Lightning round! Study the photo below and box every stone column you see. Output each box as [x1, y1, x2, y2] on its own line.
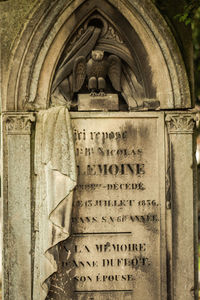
[165, 113, 198, 300]
[2, 113, 35, 300]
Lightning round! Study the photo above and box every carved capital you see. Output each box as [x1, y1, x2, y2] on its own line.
[3, 113, 35, 135]
[165, 114, 196, 134]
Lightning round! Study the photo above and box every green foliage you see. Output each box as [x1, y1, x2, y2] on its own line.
[176, 1, 200, 99]
[152, 0, 200, 99]
[175, 0, 200, 25]
[192, 6, 200, 99]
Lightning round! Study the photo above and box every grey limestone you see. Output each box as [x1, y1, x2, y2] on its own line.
[0, 0, 198, 299]
[78, 94, 119, 111]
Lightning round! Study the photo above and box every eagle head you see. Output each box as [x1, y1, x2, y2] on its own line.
[92, 50, 104, 61]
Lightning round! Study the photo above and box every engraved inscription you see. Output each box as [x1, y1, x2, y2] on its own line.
[71, 119, 160, 234]
[47, 116, 165, 300]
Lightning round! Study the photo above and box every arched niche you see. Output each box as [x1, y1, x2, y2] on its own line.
[4, 0, 191, 112]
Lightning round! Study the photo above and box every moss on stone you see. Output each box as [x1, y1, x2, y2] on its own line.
[0, 0, 38, 65]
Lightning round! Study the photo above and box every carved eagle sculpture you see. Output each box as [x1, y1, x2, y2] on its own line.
[73, 50, 121, 95]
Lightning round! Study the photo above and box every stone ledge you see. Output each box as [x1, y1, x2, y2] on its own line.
[78, 94, 119, 111]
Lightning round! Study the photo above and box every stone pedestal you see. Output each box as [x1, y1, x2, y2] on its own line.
[78, 94, 119, 111]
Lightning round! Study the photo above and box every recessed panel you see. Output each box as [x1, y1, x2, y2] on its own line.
[47, 113, 166, 300]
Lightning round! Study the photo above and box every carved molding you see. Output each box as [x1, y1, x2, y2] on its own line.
[50, 13, 161, 111]
[165, 114, 196, 134]
[3, 114, 35, 135]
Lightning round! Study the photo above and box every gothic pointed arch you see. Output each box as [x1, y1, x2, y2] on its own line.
[4, 0, 191, 112]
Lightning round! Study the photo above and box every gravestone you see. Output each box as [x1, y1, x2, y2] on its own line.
[1, 0, 198, 300]
[47, 112, 166, 299]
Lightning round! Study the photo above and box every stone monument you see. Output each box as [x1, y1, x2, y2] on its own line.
[1, 0, 198, 299]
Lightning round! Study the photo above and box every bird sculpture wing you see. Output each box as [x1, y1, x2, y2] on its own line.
[73, 56, 86, 92]
[107, 55, 121, 92]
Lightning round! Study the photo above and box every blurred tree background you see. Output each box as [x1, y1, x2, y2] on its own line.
[175, 0, 200, 101]
[152, 0, 200, 102]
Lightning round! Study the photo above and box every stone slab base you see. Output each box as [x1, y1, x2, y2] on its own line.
[78, 94, 119, 111]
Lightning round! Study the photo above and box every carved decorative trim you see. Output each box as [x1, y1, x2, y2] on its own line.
[3, 114, 35, 135]
[165, 114, 196, 134]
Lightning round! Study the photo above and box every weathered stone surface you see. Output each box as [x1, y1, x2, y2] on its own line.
[1, 0, 192, 111]
[78, 94, 119, 111]
[1, 0, 198, 299]
[46, 112, 167, 299]
[2, 113, 35, 300]
[165, 113, 198, 300]
[0, 0, 37, 66]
